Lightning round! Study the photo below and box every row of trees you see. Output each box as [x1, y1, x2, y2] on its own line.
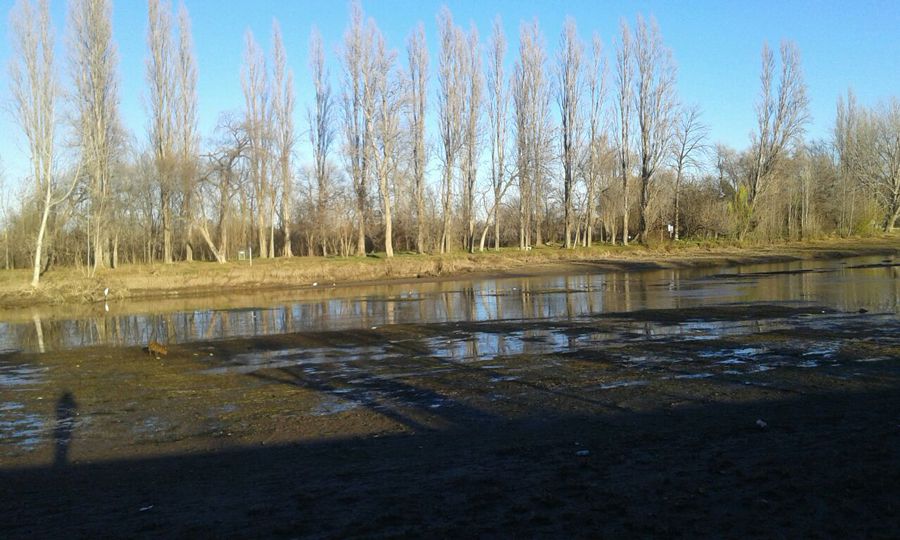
[3, 1, 898, 286]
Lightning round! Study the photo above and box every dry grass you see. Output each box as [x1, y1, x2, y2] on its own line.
[0, 233, 896, 308]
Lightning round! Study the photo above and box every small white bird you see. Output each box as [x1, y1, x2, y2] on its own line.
[312, 282, 318, 287]
[103, 287, 109, 297]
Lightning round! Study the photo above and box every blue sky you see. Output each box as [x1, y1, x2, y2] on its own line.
[1, 0, 898, 188]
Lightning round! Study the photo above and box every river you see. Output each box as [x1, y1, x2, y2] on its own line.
[1, 254, 897, 354]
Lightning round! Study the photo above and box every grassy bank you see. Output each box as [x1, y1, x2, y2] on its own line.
[0, 233, 897, 308]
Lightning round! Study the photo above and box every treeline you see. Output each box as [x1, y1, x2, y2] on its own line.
[2, 0, 898, 286]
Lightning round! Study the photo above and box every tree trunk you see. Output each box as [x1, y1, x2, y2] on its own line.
[674, 172, 681, 241]
[356, 205, 366, 256]
[416, 191, 425, 254]
[256, 212, 268, 259]
[31, 188, 53, 287]
[162, 189, 173, 263]
[112, 233, 119, 268]
[885, 201, 900, 231]
[268, 213, 275, 258]
[198, 224, 226, 263]
[440, 168, 452, 254]
[622, 177, 630, 245]
[283, 196, 293, 258]
[383, 189, 393, 258]
[564, 171, 573, 249]
[638, 170, 650, 244]
[92, 228, 104, 273]
[586, 182, 596, 247]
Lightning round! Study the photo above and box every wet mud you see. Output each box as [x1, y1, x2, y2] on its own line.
[2, 300, 899, 537]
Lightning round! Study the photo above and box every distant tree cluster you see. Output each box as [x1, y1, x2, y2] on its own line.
[2, 1, 897, 285]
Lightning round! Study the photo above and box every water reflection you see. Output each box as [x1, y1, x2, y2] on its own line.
[0, 255, 897, 353]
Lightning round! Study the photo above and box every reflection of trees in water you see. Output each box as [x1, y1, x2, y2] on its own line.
[5, 261, 898, 353]
[464, 288, 476, 322]
[33, 314, 45, 353]
[745, 263, 899, 312]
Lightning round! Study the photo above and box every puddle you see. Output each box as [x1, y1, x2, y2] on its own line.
[489, 375, 520, 383]
[748, 365, 774, 373]
[202, 347, 403, 375]
[0, 363, 48, 386]
[0, 402, 47, 451]
[598, 380, 650, 390]
[801, 345, 839, 357]
[733, 348, 767, 357]
[672, 373, 715, 380]
[312, 397, 360, 416]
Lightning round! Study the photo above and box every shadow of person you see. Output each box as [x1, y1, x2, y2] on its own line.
[53, 392, 78, 468]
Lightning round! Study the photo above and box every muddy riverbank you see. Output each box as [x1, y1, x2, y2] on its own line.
[2, 302, 899, 537]
[0, 234, 897, 309]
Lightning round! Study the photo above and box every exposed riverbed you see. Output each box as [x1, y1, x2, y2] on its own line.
[1, 253, 898, 537]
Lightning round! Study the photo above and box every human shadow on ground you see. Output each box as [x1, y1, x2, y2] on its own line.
[2, 386, 899, 539]
[53, 391, 77, 468]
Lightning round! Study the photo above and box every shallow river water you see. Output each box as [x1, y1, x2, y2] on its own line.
[1, 254, 897, 354]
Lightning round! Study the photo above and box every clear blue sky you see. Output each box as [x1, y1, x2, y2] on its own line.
[1, 0, 898, 188]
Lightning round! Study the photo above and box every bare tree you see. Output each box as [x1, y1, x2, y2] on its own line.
[871, 100, 900, 230]
[175, 3, 198, 261]
[529, 23, 552, 247]
[271, 21, 295, 257]
[615, 20, 633, 245]
[584, 32, 608, 246]
[146, 0, 176, 263]
[633, 15, 677, 243]
[436, 7, 466, 254]
[512, 21, 551, 250]
[241, 30, 272, 258]
[837, 95, 900, 231]
[340, 2, 374, 256]
[483, 16, 509, 252]
[834, 90, 859, 237]
[512, 53, 529, 249]
[308, 27, 334, 256]
[10, 0, 78, 286]
[461, 25, 483, 253]
[69, 0, 120, 271]
[748, 41, 810, 210]
[367, 24, 401, 257]
[557, 17, 584, 249]
[670, 104, 707, 240]
[0, 174, 9, 270]
[406, 23, 428, 254]
[197, 114, 248, 263]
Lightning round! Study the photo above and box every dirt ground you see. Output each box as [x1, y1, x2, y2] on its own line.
[1, 303, 899, 538]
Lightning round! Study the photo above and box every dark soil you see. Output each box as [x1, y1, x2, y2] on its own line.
[1, 304, 899, 538]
